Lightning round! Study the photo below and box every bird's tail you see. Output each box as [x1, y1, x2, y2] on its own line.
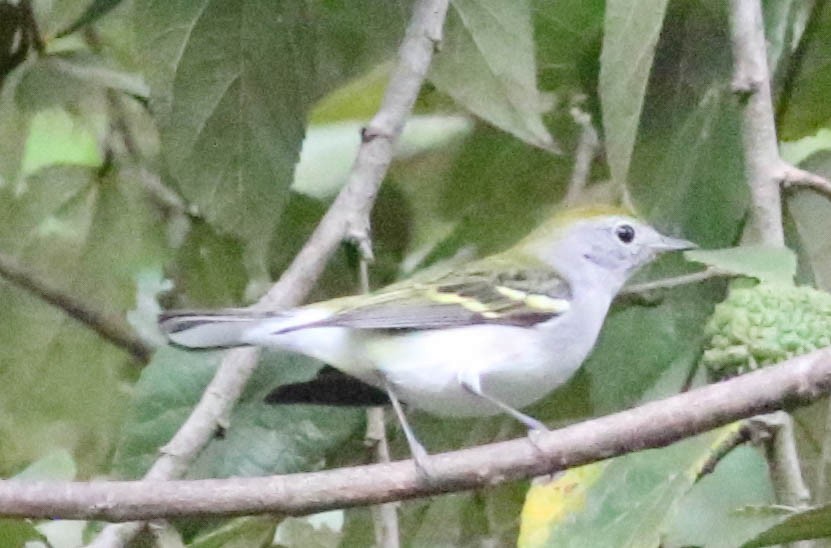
[159, 309, 286, 349]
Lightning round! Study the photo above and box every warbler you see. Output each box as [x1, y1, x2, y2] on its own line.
[160, 206, 695, 475]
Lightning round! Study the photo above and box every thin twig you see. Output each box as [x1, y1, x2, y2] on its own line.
[0, 250, 152, 363]
[564, 105, 599, 206]
[87, 1, 450, 545]
[781, 162, 831, 199]
[621, 267, 729, 295]
[359, 252, 401, 548]
[366, 407, 400, 548]
[816, 397, 831, 503]
[697, 421, 753, 479]
[1, 347, 831, 521]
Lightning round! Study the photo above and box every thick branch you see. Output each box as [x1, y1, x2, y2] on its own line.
[729, 0, 785, 246]
[0, 250, 152, 363]
[88, 1, 450, 545]
[729, 0, 813, 512]
[3, 348, 831, 521]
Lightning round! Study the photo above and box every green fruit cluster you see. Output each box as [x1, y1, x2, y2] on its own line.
[702, 284, 831, 379]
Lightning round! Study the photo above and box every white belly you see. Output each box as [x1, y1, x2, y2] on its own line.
[361, 315, 601, 417]
[247, 292, 610, 418]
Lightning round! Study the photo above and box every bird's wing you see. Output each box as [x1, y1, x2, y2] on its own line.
[295, 258, 573, 331]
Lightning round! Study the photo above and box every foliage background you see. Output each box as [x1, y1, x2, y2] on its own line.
[1, 0, 830, 546]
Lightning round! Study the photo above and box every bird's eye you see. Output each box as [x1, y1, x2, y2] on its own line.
[615, 224, 636, 244]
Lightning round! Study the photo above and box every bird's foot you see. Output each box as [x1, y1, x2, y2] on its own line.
[411, 444, 440, 484]
[527, 425, 550, 454]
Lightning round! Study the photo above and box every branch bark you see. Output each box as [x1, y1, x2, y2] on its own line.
[729, 0, 814, 519]
[781, 163, 831, 199]
[729, 0, 785, 247]
[360, 253, 400, 548]
[621, 267, 730, 295]
[3, 347, 831, 521]
[564, 105, 599, 206]
[87, 0, 450, 545]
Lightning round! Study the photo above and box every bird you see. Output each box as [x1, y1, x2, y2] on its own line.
[159, 206, 696, 476]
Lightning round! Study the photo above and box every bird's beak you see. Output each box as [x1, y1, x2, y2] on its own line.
[655, 235, 698, 252]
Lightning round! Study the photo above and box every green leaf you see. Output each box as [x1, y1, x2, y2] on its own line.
[273, 511, 344, 548]
[662, 446, 776, 548]
[778, 1, 831, 140]
[430, 0, 557, 151]
[46, 55, 149, 98]
[0, 166, 168, 475]
[35, 0, 99, 37]
[16, 53, 102, 113]
[293, 115, 473, 200]
[418, 125, 573, 266]
[629, 1, 747, 249]
[685, 246, 798, 285]
[0, 520, 44, 547]
[133, 1, 409, 267]
[533, 0, 604, 93]
[763, 0, 813, 77]
[0, 66, 30, 183]
[113, 347, 364, 479]
[599, 0, 670, 184]
[14, 449, 76, 481]
[170, 220, 248, 308]
[742, 504, 831, 547]
[21, 108, 103, 176]
[190, 516, 277, 548]
[630, 87, 747, 248]
[57, 0, 126, 37]
[781, 129, 831, 166]
[786, 150, 831, 290]
[518, 426, 741, 548]
[134, 0, 317, 259]
[309, 64, 390, 124]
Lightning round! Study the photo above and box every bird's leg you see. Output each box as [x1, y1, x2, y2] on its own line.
[458, 372, 549, 450]
[381, 376, 437, 481]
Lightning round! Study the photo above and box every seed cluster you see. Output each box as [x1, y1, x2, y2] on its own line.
[702, 284, 831, 379]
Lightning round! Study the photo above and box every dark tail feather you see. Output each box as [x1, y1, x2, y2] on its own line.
[158, 308, 278, 349]
[265, 366, 389, 407]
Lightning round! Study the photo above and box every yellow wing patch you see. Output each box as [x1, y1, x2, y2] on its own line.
[496, 286, 528, 301]
[524, 294, 570, 313]
[425, 287, 500, 318]
[496, 286, 571, 314]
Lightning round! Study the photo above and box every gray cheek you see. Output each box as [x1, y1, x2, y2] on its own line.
[583, 245, 626, 270]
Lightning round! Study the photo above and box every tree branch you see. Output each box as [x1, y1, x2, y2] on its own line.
[729, 0, 813, 513]
[87, 1, 450, 545]
[621, 267, 730, 295]
[0, 250, 152, 363]
[781, 162, 831, 199]
[3, 348, 831, 521]
[564, 105, 599, 206]
[359, 253, 400, 548]
[752, 411, 812, 507]
[729, 0, 786, 246]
